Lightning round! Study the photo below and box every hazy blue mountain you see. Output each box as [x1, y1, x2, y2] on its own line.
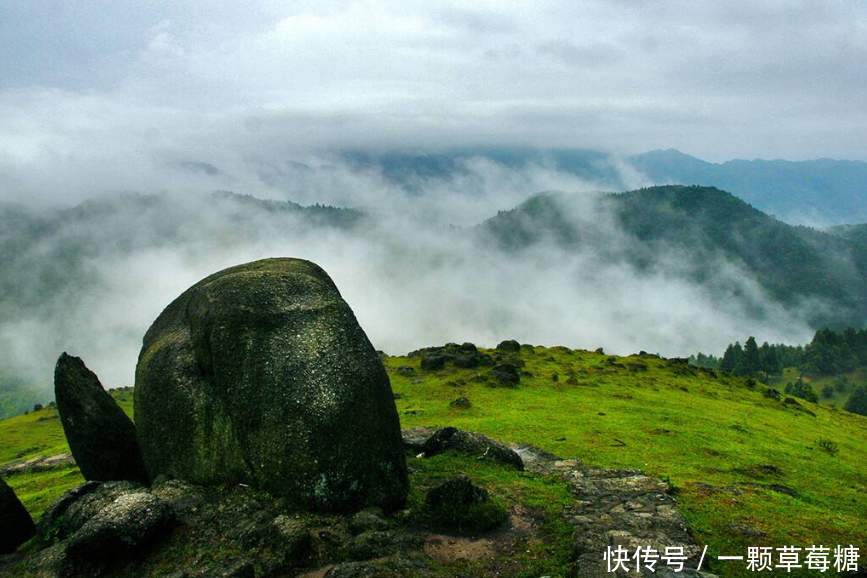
[339, 147, 867, 225]
[630, 149, 867, 225]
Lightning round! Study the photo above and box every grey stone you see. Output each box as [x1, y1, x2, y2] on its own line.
[54, 353, 148, 484]
[134, 258, 408, 512]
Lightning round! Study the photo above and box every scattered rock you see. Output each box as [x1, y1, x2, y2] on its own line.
[0, 476, 35, 554]
[764, 388, 781, 400]
[495, 339, 521, 353]
[349, 508, 389, 535]
[324, 555, 433, 578]
[54, 352, 148, 484]
[0, 452, 75, 475]
[64, 492, 176, 567]
[400, 427, 439, 453]
[135, 258, 408, 512]
[448, 396, 471, 409]
[489, 362, 520, 386]
[195, 561, 256, 578]
[270, 515, 314, 567]
[420, 427, 523, 470]
[420, 353, 445, 371]
[411, 343, 492, 370]
[728, 523, 767, 539]
[39, 481, 145, 541]
[395, 366, 416, 377]
[347, 530, 421, 560]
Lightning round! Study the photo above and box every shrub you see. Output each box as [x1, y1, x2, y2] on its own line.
[423, 476, 509, 532]
[815, 438, 839, 457]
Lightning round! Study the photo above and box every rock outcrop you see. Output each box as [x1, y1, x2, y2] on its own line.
[54, 353, 148, 484]
[134, 258, 408, 512]
[514, 445, 717, 578]
[419, 426, 524, 470]
[64, 492, 175, 565]
[0, 476, 35, 554]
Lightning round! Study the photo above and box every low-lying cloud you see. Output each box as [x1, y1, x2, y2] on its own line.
[0, 161, 813, 393]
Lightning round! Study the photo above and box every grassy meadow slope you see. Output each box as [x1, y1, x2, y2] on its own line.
[1, 348, 865, 577]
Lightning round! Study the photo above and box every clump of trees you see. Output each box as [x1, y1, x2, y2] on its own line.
[691, 337, 783, 379]
[784, 378, 818, 403]
[690, 328, 867, 416]
[692, 327, 867, 377]
[844, 386, 867, 417]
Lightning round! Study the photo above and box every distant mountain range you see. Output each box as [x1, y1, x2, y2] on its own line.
[342, 148, 867, 226]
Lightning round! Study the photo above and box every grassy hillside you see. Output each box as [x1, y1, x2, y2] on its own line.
[1, 349, 865, 577]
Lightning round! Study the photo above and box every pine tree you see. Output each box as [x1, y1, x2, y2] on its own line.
[738, 337, 761, 377]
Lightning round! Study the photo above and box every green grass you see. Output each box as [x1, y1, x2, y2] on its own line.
[1, 352, 865, 577]
[0, 390, 133, 519]
[406, 452, 575, 577]
[386, 347, 867, 577]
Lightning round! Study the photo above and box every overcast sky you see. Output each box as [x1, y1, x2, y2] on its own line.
[1, 0, 866, 204]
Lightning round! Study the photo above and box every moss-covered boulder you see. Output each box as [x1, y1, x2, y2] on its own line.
[54, 353, 148, 484]
[134, 258, 408, 512]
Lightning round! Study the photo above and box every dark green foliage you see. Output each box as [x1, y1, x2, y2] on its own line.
[843, 386, 867, 417]
[821, 384, 834, 399]
[739, 337, 761, 377]
[715, 338, 783, 379]
[784, 379, 818, 403]
[689, 352, 721, 369]
[705, 327, 867, 385]
[423, 475, 508, 532]
[814, 438, 840, 457]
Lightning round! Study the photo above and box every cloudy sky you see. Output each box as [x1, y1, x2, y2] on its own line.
[1, 0, 866, 205]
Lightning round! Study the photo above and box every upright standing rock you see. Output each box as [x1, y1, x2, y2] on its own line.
[54, 353, 148, 484]
[0, 476, 35, 553]
[135, 258, 409, 512]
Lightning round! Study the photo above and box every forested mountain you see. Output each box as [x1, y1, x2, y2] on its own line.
[480, 185, 867, 328]
[826, 223, 867, 246]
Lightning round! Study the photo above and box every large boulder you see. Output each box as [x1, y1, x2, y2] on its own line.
[54, 353, 148, 484]
[0, 476, 35, 553]
[134, 258, 408, 512]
